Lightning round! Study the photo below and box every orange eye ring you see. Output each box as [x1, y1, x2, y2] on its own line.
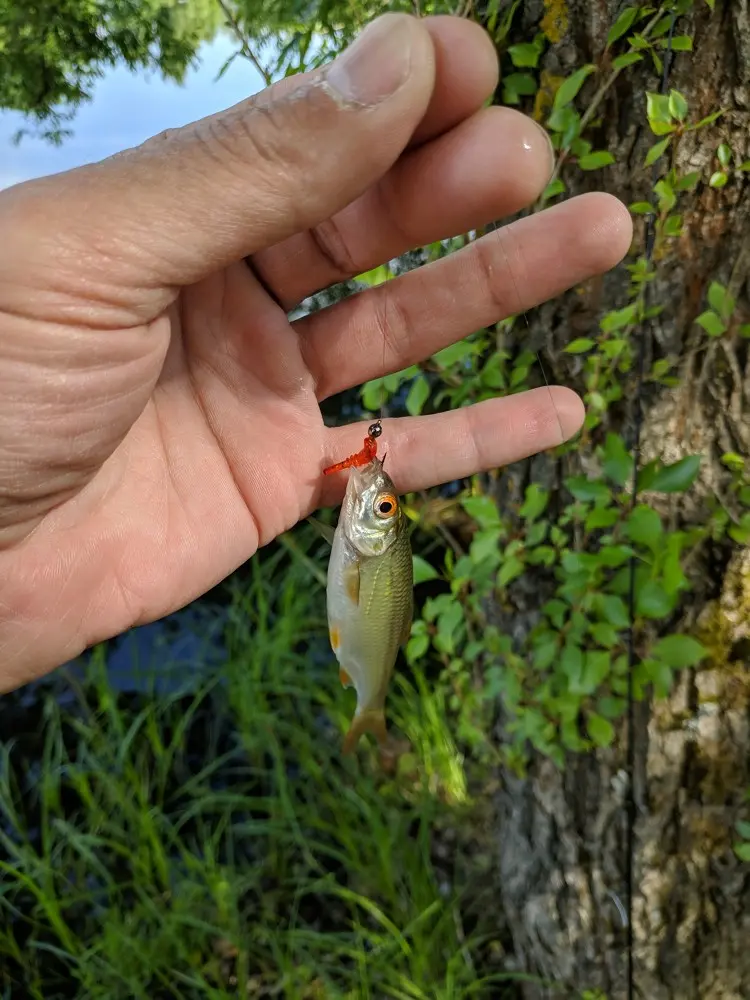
[374, 493, 397, 519]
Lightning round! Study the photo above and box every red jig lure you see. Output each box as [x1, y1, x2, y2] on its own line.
[323, 421, 383, 476]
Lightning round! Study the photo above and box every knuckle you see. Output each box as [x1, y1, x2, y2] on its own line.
[475, 228, 519, 317]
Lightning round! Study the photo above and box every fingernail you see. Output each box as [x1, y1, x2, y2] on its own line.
[531, 118, 556, 174]
[326, 14, 413, 107]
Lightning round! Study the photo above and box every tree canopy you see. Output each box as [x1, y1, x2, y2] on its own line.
[0, 0, 223, 141]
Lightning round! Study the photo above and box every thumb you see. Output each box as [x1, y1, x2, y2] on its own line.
[4, 14, 436, 314]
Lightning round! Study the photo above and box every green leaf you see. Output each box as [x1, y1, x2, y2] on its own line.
[471, 528, 502, 564]
[607, 6, 638, 46]
[462, 495, 500, 529]
[406, 631, 429, 662]
[648, 455, 701, 493]
[498, 554, 525, 587]
[668, 89, 688, 121]
[597, 696, 626, 719]
[651, 634, 708, 667]
[735, 842, 750, 862]
[587, 712, 615, 747]
[663, 214, 683, 238]
[669, 35, 693, 51]
[565, 337, 596, 353]
[433, 339, 481, 369]
[560, 642, 583, 685]
[602, 433, 633, 485]
[736, 820, 750, 840]
[654, 179, 676, 212]
[405, 374, 430, 416]
[526, 520, 548, 546]
[586, 509, 619, 533]
[645, 136, 671, 166]
[565, 476, 611, 502]
[693, 109, 725, 129]
[543, 177, 566, 199]
[553, 65, 596, 110]
[533, 635, 558, 669]
[717, 143, 732, 167]
[709, 171, 728, 188]
[590, 623, 620, 648]
[674, 171, 701, 191]
[598, 545, 634, 568]
[503, 72, 538, 103]
[695, 310, 726, 337]
[630, 201, 655, 214]
[544, 599, 568, 629]
[646, 92, 672, 129]
[412, 555, 439, 584]
[597, 594, 630, 628]
[356, 264, 390, 286]
[612, 51, 643, 70]
[601, 304, 638, 332]
[625, 504, 663, 550]
[636, 580, 674, 619]
[520, 483, 549, 522]
[508, 41, 543, 68]
[707, 281, 735, 318]
[578, 151, 616, 170]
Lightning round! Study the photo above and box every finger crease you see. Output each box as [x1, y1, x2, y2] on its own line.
[308, 217, 359, 279]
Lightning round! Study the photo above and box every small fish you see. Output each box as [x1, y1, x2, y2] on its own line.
[325, 455, 413, 755]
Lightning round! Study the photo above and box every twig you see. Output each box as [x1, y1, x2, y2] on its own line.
[214, 0, 273, 88]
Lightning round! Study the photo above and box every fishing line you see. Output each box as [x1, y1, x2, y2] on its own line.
[625, 13, 677, 1000]
[491, 223, 567, 445]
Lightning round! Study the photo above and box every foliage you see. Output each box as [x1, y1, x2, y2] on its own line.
[0, 536, 539, 998]
[0, 0, 223, 142]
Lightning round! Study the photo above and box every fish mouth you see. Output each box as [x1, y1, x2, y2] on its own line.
[350, 457, 383, 490]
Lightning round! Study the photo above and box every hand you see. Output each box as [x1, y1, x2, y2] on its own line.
[0, 13, 631, 691]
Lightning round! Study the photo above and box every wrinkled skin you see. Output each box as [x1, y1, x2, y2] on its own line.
[0, 13, 632, 691]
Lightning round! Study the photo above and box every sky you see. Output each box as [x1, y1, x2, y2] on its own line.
[0, 36, 265, 190]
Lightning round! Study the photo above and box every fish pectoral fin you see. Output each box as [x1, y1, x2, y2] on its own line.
[343, 561, 360, 605]
[306, 516, 335, 546]
[342, 709, 387, 755]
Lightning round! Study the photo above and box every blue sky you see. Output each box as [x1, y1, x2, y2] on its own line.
[0, 36, 264, 190]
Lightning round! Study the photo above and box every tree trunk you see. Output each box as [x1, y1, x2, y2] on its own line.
[481, 2, 750, 997]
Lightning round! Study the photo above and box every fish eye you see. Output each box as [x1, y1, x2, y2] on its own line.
[374, 493, 397, 519]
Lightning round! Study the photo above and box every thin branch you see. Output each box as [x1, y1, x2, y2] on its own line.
[214, 0, 273, 88]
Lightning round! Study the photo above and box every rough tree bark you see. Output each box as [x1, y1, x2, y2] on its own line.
[479, 2, 750, 997]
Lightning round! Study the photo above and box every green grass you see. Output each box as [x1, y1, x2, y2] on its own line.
[0, 528, 542, 1000]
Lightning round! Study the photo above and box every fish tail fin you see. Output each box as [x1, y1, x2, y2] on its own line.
[342, 709, 388, 755]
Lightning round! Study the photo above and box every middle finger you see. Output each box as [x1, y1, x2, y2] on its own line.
[250, 105, 554, 310]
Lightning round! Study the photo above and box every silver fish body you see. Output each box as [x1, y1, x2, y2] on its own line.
[326, 457, 413, 753]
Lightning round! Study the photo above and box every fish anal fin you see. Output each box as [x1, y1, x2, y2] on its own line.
[339, 667, 353, 688]
[342, 709, 387, 755]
